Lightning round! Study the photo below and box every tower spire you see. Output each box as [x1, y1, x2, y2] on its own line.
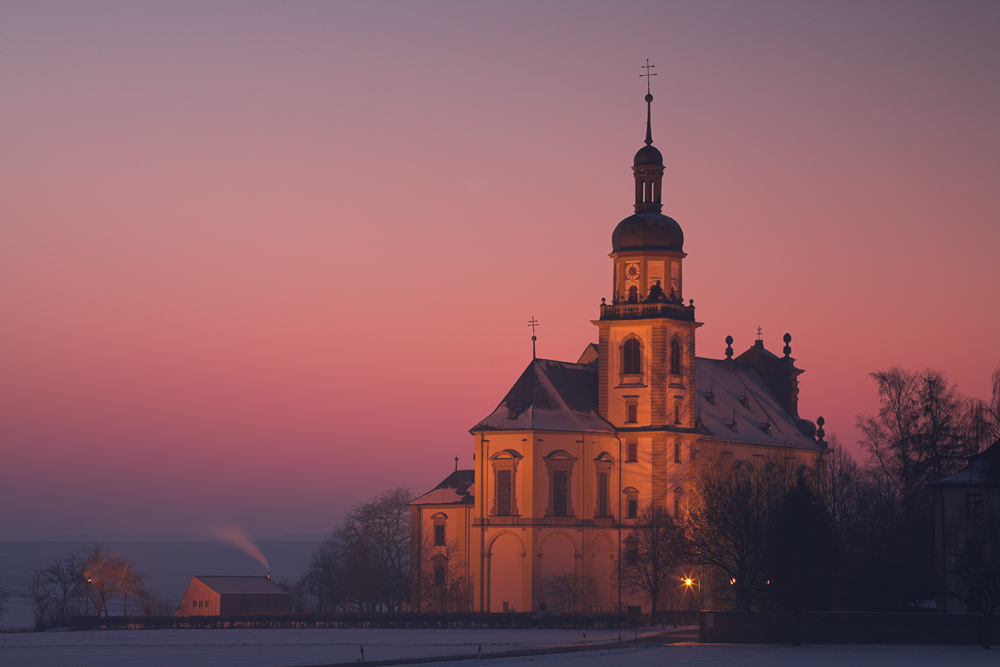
[640, 59, 656, 146]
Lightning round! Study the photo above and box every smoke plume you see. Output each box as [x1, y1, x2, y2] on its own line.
[209, 524, 270, 572]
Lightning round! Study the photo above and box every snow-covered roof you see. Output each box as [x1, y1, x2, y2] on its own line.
[471, 359, 615, 434]
[932, 439, 1000, 487]
[194, 576, 288, 596]
[411, 469, 475, 506]
[695, 357, 819, 450]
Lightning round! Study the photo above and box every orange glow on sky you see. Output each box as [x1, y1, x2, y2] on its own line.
[1, 2, 997, 539]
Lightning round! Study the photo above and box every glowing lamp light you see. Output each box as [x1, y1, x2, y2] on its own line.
[684, 578, 693, 587]
[730, 578, 736, 585]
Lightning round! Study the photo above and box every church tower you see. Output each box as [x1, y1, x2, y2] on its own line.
[594, 92, 702, 506]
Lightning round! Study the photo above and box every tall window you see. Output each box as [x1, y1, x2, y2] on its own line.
[597, 472, 609, 518]
[496, 469, 513, 515]
[670, 339, 681, 374]
[552, 470, 569, 516]
[674, 488, 683, 518]
[434, 523, 445, 546]
[673, 441, 681, 463]
[434, 565, 446, 586]
[626, 441, 638, 462]
[623, 339, 641, 374]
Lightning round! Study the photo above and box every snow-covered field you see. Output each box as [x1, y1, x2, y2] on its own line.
[0, 627, 657, 667]
[0, 627, 994, 667]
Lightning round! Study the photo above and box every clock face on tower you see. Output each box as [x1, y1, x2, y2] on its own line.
[625, 262, 640, 281]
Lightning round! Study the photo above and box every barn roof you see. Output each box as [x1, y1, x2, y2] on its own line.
[193, 576, 289, 595]
[471, 359, 615, 434]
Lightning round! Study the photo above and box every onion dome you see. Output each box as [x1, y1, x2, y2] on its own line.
[612, 92, 684, 253]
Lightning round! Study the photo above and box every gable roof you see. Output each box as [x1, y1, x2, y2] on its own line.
[411, 469, 475, 506]
[194, 576, 289, 596]
[471, 359, 615, 434]
[695, 357, 819, 450]
[932, 439, 1000, 487]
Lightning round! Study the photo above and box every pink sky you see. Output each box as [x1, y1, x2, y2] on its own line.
[1, 2, 998, 540]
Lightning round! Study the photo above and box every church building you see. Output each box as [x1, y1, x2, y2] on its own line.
[410, 91, 827, 615]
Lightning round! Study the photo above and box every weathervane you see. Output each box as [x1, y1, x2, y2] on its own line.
[528, 317, 539, 360]
[640, 59, 657, 95]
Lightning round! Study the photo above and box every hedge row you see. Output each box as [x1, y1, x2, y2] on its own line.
[69, 610, 693, 630]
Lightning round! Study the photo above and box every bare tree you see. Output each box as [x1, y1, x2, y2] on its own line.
[116, 561, 144, 617]
[44, 553, 86, 626]
[82, 543, 145, 617]
[0, 579, 9, 623]
[542, 574, 599, 614]
[325, 487, 415, 612]
[303, 537, 346, 612]
[418, 538, 474, 613]
[277, 577, 311, 613]
[970, 364, 1000, 444]
[615, 503, 687, 620]
[25, 553, 87, 628]
[858, 368, 982, 510]
[688, 457, 792, 611]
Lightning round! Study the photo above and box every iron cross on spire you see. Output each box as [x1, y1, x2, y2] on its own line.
[640, 59, 657, 95]
[756, 326, 763, 341]
[528, 317, 539, 360]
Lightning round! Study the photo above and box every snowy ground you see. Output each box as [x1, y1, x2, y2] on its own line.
[0, 627, 660, 667]
[0, 627, 994, 667]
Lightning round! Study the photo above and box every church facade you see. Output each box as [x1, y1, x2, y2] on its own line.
[410, 93, 827, 614]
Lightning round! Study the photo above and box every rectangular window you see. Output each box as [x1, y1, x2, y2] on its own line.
[627, 498, 637, 519]
[627, 441, 637, 462]
[626, 547, 638, 566]
[674, 441, 681, 463]
[753, 454, 764, 473]
[597, 472, 609, 517]
[552, 470, 569, 516]
[967, 493, 983, 519]
[434, 523, 446, 546]
[674, 494, 681, 518]
[626, 403, 638, 423]
[497, 469, 512, 515]
[434, 565, 446, 586]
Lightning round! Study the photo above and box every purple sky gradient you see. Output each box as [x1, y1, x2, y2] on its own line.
[1, 1, 998, 539]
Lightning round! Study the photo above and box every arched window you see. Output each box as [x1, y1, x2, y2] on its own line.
[432, 513, 447, 546]
[670, 338, 681, 374]
[623, 338, 641, 374]
[491, 450, 522, 517]
[673, 487, 684, 518]
[628, 285, 638, 303]
[544, 450, 576, 518]
[623, 487, 639, 519]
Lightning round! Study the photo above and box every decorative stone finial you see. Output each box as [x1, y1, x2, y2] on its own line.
[783, 333, 792, 358]
[725, 335, 734, 360]
[816, 416, 827, 447]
